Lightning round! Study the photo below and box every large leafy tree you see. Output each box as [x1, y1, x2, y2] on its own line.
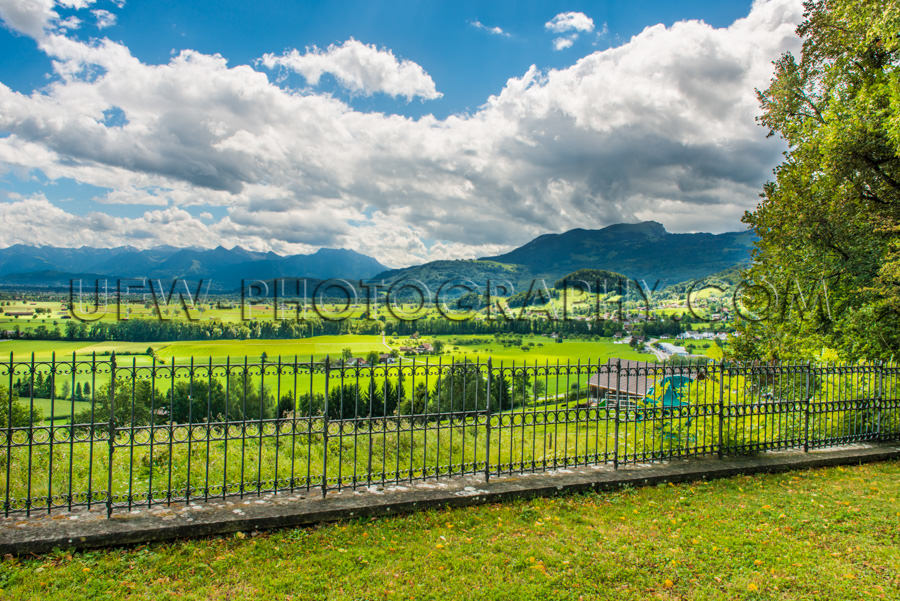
[736, 0, 900, 361]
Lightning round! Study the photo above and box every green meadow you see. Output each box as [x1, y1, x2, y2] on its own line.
[0, 334, 655, 366]
[437, 335, 653, 365]
[2, 334, 656, 426]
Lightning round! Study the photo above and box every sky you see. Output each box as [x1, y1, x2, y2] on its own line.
[0, 0, 804, 267]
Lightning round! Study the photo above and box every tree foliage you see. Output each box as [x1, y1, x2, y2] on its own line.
[0, 385, 40, 428]
[737, 0, 900, 360]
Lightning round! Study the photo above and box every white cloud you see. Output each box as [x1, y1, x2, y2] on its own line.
[0, 0, 805, 266]
[92, 8, 115, 29]
[470, 20, 509, 37]
[57, 0, 96, 8]
[0, 0, 59, 37]
[545, 11, 594, 33]
[553, 35, 575, 51]
[545, 11, 595, 51]
[259, 38, 441, 101]
[56, 14, 79, 30]
[0, 0, 104, 37]
[0, 195, 221, 249]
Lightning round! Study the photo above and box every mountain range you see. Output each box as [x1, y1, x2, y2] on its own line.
[0, 245, 388, 289]
[0, 222, 754, 291]
[374, 222, 754, 290]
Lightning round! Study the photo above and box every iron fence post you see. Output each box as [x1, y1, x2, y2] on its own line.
[4, 352, 12, 517]
[613, 359, 621, 470]
[486, 357, 499, 482]
[875, 361, 883, 441]
[322, 355, 330, 498]
[485, 358, 492, 483]
[106, 352, 116, 517]
[803, 361, 811, 453]
[717, 361, 725, 459]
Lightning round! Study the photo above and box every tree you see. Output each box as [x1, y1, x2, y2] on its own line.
[737, 0, 900, 361]
[341, 347, 353, 361]
[366, 350, 381, 366]
[0, 385, 41, 427]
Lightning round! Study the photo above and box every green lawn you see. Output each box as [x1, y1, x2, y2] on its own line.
[0, 462, 896, 600]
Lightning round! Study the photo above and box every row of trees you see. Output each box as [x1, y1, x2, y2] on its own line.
[12, 375, 90, 400]
[4, 304, 699, 344]
[73, 366, 543, 427]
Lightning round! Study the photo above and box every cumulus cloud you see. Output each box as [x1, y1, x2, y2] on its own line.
[545, 11, 594, 50]
[545, 11, 594, 33]
[57, 0, 96, 8]
[0, 0, 805, 266]
[259, 38, 441, 101]
[469, 20, 510, 37]
[553, 35, 575, 51]
[92, 8, 114, 28]
[0, 0, 106, 38]
[0, 0, 60, 37]
[0, 195, 222, 249]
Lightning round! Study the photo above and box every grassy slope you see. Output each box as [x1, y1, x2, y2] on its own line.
[1, 462, 897, 600]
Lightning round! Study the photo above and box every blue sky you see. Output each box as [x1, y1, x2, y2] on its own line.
[2, 1, 755, 116]
[0, 0, 802, 266]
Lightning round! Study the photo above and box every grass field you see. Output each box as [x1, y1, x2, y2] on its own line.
[0, 340, 165, 360]
[156, 335, 390, 363]
[25, 397, 93, 422]
[0, 334, 656, 370]
[438, 335, 653, 365]
[0, 462, 896, 600]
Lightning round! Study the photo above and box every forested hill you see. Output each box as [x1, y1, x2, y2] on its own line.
[375, 222, 754, 291]
[479, 222, 754, 286]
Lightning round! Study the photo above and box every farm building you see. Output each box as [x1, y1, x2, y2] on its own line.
[588, 359, 654, 403]
[588, 359, 705, 407]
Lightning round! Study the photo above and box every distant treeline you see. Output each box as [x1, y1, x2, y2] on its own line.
[6, 312, 689, 343]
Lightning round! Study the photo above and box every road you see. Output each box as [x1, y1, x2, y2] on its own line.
[645, 338, 671, 361]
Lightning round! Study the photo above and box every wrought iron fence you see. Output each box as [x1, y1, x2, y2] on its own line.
[1, 353, 898, 517]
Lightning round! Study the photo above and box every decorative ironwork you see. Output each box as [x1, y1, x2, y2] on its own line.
[1, 353, 897, 517]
